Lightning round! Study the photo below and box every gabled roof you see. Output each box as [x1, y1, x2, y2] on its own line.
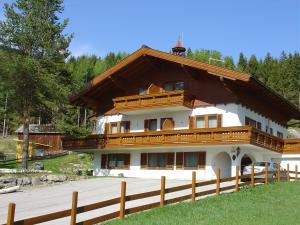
[70, 47, 250, 103]
[16, 124, 62, 134]
[70, 46, 300, 121]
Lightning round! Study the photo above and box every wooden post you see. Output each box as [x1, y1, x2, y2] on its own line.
[6, 203, 15, 225]
[265, 162, 268, 185]
[216, 168, 220, 195]
[296, 165, 298, 181]
[287, 164, 290, 182]
[160, 176, 166, 207]
[120, 181, 126, 219]
[277, 163, 280, 182]
[251, 163, 254, 187]
[235, 166, 239, 192]
[70, 191, 78, 225]
[192, 171, 196, 202]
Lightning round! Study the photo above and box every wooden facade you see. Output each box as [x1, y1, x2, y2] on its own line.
[62, 126, 284, 153]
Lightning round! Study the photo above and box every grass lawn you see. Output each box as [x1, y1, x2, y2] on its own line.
[105, 182, 300, 225]
[0, 152, 93, 175]
[0, 137, 17, 159]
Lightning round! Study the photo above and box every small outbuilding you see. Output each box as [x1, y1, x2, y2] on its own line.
[16, 124, 64, 158]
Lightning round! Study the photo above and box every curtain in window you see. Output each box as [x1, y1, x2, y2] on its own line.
[196, 117, 205, 128]
[111, 124, 118, 133]
[148, 154, 157, 167]
[208, 116, 217, 128]
[149, 119, 157, 131]
[184, 153, 198, 168]
[158, 154, 167, 167]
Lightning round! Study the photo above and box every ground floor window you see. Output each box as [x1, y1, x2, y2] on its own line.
[141, 152, 174, 169]
[101, 153, 130, 169]
[176, 152, 206, 169]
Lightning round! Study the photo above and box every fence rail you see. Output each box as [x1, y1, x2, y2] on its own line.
[2, 163, 299, 225]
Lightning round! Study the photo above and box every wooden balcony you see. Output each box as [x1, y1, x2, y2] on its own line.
[62, 126, 284, 153]
[112, 90, 194, 112]
[284, 138, 300, 154]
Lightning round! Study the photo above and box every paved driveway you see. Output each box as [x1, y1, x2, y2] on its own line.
[0, 177, 234, 224]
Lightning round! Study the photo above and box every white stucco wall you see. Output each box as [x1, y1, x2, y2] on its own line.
[237, 105, 287, 138]
[93, 145, 277, 180]
[96, 103, 244, 134]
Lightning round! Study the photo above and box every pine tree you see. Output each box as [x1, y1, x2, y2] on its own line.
[247, 55, 259, 77]
[0, 0, 72, 168]
[237, 52, 247, 72]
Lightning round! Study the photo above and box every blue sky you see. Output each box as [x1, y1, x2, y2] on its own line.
[1, 0, 300, 61]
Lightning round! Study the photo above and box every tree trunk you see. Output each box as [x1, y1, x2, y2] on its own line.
[22, 105, 31, 169]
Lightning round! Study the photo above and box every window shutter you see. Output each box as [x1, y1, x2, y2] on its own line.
[141, 153, 148, 169]
[176, 152, 184, 169]
[101, 154, 108, 169]
[198, 152, 206, 169]
[125, 121, 130, 133]
[167, 153, 174, 169]
[217, 114, 222, 127]
[124, 154, 130, 169]
[144, 120, 149, 132]
[189, 116, 195, 129]
[104, 123, 109, 134]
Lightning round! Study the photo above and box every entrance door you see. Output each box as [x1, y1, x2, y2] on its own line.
[161, 118, 174, 130]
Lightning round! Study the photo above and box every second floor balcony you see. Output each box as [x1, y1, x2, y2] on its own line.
[112, 90, 194, 114]
[62, 126, 284, 153]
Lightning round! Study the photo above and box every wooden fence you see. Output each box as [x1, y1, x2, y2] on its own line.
[2, 163, 299, 225]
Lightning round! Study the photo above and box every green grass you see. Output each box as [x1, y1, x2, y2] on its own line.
[0, 152, 93, 175]
[0, 136, 17, 159]
[105, 182, 300, 225]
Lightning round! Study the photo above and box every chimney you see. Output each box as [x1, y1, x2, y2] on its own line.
[171, 35, 186, 56]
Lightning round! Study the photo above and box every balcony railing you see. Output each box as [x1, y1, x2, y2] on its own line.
[284, 138, 300, 154]
[112, 90, 194, 112]
[62, 126, 284, 153]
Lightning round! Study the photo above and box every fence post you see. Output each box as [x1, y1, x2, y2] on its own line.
[216, 168, 220, 195]
[251, 163, 254, 187]
[6, 203, 15, 225]
[296, 165, 298, 181]
[120, 181, 126, 219]
[277, 163, 280, 182]
[235, 166, 239, 192]
[265, 162, 268, 185]
[70, 191, 78, 225]
[287, 164, 290, 182]
[192, 171, 196, 202]
[160, 176, 166, 207]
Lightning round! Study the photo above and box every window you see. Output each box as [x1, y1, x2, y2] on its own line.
[176, 152, 206, 169]
[140, 153, 174, 169]
[139, 87, 147, 95]
[164, 83, 174, 91]
[145, 119, 157, 131]
[196, 116, 205, 128]
[175, 81, 184, 90]
[245, 117, 257, 128]
[257, 122, 262, 130]
[277, 131, 283, 138]
[120, 121, 130, 133]
[101, 154, 130, 169]
[163, 81, 184, 91]
[208, 115, 217, 128]
[191, 114, 222, 129]
[269, 128, 273, 135]
[110, 123, 118, 134]
[184, 152, 199, 168]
